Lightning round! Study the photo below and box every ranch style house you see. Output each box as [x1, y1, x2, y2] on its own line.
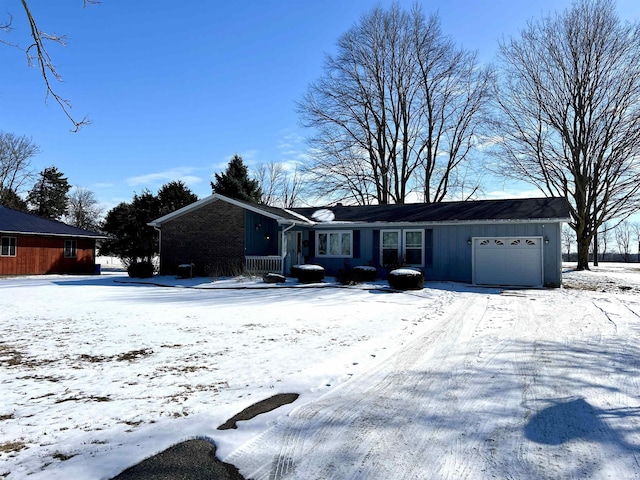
[149, 194, 571, 288]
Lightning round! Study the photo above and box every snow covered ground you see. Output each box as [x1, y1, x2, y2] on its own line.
[1, 263, 640, 479]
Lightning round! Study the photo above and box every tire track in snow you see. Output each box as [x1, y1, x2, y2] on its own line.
[227, 293, 494, 479]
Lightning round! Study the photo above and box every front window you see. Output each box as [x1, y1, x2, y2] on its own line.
[381, 230, 400, 266]
[1, 237, 16, 256]
[317, 231, 352, 257]
[380, 229, 428, 267]
[404, 230, 424, 266]
[64, 239, 77, 258]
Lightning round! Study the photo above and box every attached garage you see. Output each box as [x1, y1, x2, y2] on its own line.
[473, 237, 544, 287]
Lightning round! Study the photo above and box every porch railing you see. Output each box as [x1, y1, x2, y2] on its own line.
[244, 255, 283, 275]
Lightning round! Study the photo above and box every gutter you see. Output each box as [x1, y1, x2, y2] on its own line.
[305, 217, 572, 229]
[0, 230, 107, 239]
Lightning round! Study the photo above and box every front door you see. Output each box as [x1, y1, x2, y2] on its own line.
[285, 231, 302, 274]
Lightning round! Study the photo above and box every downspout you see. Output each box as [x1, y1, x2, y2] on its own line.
[281, 222, 296, 275]
[153, 225, 161, 274]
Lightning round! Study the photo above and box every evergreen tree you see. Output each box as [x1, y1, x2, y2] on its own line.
[27, 166, 71, 220]
[100, 190, 160, 265]
[0, 188, 29, 212]
[157, 180, 198, 217]
[211, 155, 262, 202]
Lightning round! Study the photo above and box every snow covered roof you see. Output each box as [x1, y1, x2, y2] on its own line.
[0, 206, 105, 238]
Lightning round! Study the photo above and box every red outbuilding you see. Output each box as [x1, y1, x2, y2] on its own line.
[0, 206, 106, 276]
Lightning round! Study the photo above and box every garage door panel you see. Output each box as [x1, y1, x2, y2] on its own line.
[473, 236, 543, 286]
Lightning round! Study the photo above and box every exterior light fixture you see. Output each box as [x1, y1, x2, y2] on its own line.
[467, 238, 472, 245]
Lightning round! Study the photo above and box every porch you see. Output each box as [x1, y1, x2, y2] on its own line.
[244, 255, 284, 275]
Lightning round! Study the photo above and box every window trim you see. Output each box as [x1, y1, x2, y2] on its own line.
[380, 229, 401, 266]
[1, 236, 16, 257]
[64, 239, 77, 258]
[380, 229, 427, 267]
[403, 229, 425, 267]
[315, 230, 353, 258]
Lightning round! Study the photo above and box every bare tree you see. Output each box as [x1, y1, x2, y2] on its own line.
[1, 1, 97, 131]
[298, 4, 492, 205]
[631, 222, 640, 263]
[615, 221, 632, 262]
[257, 162, 303, 208]
[561, 224, 574, 261]
[593, 222, 612, 265]
[64, 186, 104, 230]
[494, 0, 640, 270]
[0, 132, 38, 202]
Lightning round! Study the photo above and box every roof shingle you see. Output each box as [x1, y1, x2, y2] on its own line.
[291, 197, 570, 223]
[0, 206, 105, 238]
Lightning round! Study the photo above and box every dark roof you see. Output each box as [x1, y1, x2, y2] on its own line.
[0, 206, 105, 238]
[226, 196, 308, 222]
[290, 197, 570, 223]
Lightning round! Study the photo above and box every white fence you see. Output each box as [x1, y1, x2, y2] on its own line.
[244, 255, 283, 275]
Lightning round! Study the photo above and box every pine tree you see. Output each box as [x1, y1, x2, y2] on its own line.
[211, 155, 262, 203]
[27, 166, 71, 220]
[157, 180, 198, 217]
[0, 188, 29, 212]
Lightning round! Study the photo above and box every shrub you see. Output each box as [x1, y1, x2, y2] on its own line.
[352, 265, 377, 283]
[127, 261, 154, 278]
[292, 264, 325, 283]
[388, 268, 424, 290]
[337, 265, 377, 285]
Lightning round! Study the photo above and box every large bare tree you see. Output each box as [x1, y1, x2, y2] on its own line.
[0, 131, 38, 206]
[256, 161, 302, 208]
[494, 0, 640, 270]
[298, 4, 492, 205]
[64, 186, 104, 230]
[1, 1, 97, 131]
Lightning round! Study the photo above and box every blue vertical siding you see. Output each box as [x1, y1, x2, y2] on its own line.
[244, 211, 279, 255]
[296, 222, 563, 286]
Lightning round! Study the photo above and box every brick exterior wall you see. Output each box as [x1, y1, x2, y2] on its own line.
[160, 200, 245, 276]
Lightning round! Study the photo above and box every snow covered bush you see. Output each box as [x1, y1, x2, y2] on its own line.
[388, 268, 424, 290]
[291, 264, 325, 283]
[352, 265, 377, 283]
[127, 261, 154, 278]
[337, 265, 378, 285]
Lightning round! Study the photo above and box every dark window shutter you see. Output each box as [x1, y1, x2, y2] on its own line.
[308, 231, 315, 258]
[425, 228, 433, 267]
[353, 230, 360, 258]
[372, 229, 380, 266]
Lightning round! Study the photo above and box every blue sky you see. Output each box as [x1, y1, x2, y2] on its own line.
[2, 0, 640, 210]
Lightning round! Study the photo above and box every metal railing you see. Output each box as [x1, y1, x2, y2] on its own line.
[244, 255, 283, 275]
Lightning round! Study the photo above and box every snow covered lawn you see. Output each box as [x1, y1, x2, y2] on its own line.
[2, 264, 640, 479]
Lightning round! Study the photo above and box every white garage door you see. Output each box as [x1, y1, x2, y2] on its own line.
[473, 237, 543, 287]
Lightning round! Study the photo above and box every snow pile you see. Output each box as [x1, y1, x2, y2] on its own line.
[293, 264, 324, 271]
[389, 268, 422, 276]
[310, 209, 335, 222]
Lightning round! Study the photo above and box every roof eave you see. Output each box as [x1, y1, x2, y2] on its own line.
[0, 230, 107, 239]
[149, 193, 315, 227]
[309, 217, 571, 228]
